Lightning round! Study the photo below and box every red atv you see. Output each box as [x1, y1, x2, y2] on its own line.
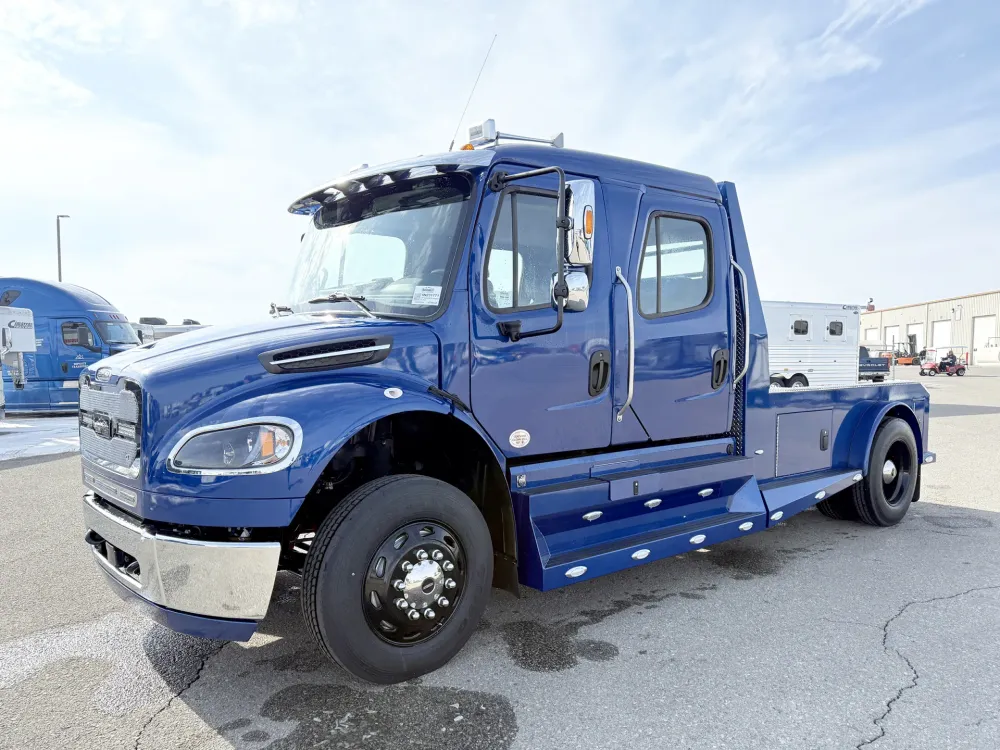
[920, 348, 967, 377]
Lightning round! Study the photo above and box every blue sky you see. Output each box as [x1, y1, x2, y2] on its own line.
[1, 0, 997, 324]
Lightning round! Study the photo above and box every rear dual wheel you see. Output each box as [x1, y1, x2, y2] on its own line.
[817, 417, 918, 527]
[301, 475, 493, 684]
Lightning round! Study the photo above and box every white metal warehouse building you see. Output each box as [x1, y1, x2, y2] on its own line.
[860, 290, 1000, 366]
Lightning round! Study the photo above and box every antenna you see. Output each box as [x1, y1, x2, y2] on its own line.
[448, 34, 497, 151]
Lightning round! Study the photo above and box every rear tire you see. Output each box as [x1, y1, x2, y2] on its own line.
[301, 475, 493, 684]
[957, 368, 966, 376]
[816, 488, 859, 520]
[789, 375, 809, 388]
[853, 418, 918, 527]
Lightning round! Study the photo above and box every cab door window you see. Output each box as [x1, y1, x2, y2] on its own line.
[61, 322, 97, 350]
[485, 191, 558, 312]
[638, 215, 712, 317]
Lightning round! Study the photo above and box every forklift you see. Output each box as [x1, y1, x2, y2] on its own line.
[893, 334, 924, 366]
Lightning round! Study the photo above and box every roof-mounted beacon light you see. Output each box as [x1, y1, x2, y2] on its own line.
[464, 119, 564, 149]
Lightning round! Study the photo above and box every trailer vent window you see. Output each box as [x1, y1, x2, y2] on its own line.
[828, 321, 843, 336]
[792, 320, 809, 336]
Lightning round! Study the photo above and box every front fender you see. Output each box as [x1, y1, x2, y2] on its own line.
[847, 401, 924, 474]
[147, 373, 506, 509]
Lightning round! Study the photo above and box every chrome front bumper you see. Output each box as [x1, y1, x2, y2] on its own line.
[82, 492, 281, 621]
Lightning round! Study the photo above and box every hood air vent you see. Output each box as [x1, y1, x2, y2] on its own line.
[259, 336, 392, 374]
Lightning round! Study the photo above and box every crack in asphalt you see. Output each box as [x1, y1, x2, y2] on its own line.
[855, 584, 1000, 750]
[132, 641, 227, 750]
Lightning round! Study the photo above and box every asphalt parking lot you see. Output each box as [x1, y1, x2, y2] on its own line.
[2, 368, 999, 750]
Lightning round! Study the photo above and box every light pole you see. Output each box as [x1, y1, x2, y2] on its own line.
[56, 214, 70, 282]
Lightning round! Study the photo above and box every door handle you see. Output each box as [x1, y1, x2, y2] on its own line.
[712, 348, 730, 390]
[730, 259, 750, 386]
[589, 349, 611, 396]
[615, 266, 635, 423]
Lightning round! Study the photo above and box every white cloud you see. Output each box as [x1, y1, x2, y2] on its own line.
[0, 0, 993, 324]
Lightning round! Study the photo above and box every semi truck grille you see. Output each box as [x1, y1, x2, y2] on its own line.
[79, 382, 139, 422]
[79, 376, 142, 476]
[80, 429, 139, 469]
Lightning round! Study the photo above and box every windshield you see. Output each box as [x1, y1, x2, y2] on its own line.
[95, 321, 139, 345]
[287, 173, 473, 318]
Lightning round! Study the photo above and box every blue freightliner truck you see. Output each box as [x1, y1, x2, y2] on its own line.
[0, 278, 140, 412]
[80, 122, 936, 684]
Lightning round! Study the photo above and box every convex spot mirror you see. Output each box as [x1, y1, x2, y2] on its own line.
[551, 269, 590, 312]
[566, 179, 595, 267]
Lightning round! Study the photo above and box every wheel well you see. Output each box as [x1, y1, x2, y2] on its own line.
[286, 411, 518, 593]
[882, 405, 923, 464]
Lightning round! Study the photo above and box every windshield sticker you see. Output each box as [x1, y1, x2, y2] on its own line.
[411, 286, 442, 306]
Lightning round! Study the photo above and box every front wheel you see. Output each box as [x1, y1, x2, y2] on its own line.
[956, 368, 966, 376]
[301, 475, 493, 684]
[789, 374, 809, 388]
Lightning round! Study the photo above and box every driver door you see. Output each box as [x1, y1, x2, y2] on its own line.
[469, 167, 613, 457]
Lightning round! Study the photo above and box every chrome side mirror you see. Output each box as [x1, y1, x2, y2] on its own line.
[552, 269, 590, 312]
[566, 179, 595, 267]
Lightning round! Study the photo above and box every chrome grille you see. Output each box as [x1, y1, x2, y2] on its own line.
[80, 384, 139, 423]
[81, 429, 138, 468]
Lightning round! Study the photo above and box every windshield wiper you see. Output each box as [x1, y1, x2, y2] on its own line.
[307, 293, 376, 318]
[270, 302, 294, 316]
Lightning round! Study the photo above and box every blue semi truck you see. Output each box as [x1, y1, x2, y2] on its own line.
[0, 278, 139, 412]
[80, 123, 935, 684]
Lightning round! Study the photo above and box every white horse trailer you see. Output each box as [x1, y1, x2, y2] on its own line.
[1, 306, 37, 419]
[763, 301, 862, 388]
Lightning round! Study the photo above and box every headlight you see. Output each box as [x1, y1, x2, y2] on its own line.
[167, 419, 301, 475]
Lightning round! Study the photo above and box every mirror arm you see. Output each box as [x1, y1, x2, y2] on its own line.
[490, 166, 568, 341]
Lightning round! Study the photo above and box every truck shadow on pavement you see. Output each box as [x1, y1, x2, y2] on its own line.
[132, 501, 997, 750]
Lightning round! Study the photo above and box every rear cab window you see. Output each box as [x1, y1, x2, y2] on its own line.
[638, 215, 712, 317]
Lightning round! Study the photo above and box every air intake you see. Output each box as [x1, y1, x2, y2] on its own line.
[259, 336, 392, 374]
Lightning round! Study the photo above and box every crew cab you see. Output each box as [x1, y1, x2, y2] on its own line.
[80, 122, 935, 684]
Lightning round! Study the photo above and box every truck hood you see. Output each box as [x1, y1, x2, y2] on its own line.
[90, 313, 441, 452]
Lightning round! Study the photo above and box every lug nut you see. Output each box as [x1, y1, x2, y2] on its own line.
[442, 561, 454, 572]
[394, 598, 408, 609]
[401, 561, 413, 572]
[415, 549, 428, 560]
[445, 578, 456, 589]
[424, 608, 436, 619]
[408, 609, 421, 620]
[432, 550, 444, 561]
[392, 579, 405, 591]
[437, 596, 450, 608]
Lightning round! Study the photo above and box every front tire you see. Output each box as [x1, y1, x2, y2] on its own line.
[789, 374, 809, 388]
[853, 418, 918, 527]
[302, 475, 493, 684]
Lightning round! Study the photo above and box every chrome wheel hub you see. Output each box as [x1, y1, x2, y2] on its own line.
[363, 521, 464, 645]
[882, 459, 898, 483]
[399, 559, 444, 610]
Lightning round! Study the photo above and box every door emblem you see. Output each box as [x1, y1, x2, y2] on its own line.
[508, 429, 530, 449]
